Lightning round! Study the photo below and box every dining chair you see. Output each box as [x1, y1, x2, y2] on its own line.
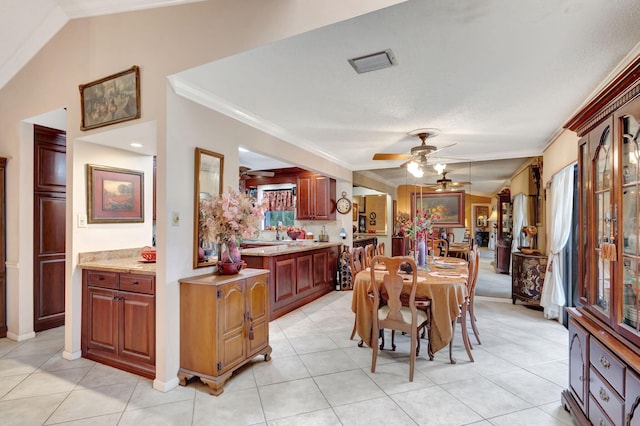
[349, 246, 366, 340]
[370, 255, 429, 382]
[363, 244, 375, 268]
[448, 247, 477, 363]
[376, 241, 385, 256]
[431, 238, 449, 257]
[467, 245, 481, 345]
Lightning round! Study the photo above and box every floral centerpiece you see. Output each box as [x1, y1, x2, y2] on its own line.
[401, 210, 442, 268]
[200, 189, 268, 264]
[402, 209, 442, 240]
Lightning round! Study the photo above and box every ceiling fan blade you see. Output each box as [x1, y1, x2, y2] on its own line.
[430, 143, 457, 155]
[373, 153, 412, 161]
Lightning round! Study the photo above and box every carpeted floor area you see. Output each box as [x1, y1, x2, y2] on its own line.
[475, 247, 512, 299]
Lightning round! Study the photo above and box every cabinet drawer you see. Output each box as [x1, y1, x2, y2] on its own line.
[590, 367, 624, 425]
[590, 338, 625, 395]
[86, 270, 119, 289]
[120, 274, 155, 295]
[589, 395, 615, 426]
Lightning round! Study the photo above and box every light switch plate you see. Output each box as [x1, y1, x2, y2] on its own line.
[171, 211, 180, 226]
[78, 214, 88, 228]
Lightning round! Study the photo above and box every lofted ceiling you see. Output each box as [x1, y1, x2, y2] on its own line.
[3, 0, 640, 196]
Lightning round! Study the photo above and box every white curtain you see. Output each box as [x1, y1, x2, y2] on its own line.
[541, 165, 574, 320]
[512, 194, 527, 253]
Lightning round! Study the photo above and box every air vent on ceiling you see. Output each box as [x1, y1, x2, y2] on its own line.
[348, 49, 397, 74]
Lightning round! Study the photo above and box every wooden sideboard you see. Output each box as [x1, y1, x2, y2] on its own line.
[178, 269, 271, 396]
[242, 243, 339, 320]
[81, 269, 156, 378]
[511, 252, 547, 305]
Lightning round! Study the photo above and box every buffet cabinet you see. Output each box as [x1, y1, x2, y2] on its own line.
[82, 269, 155, 378]
[561, 56, 640, 425]
[511, 252, 547, 305]
[494, 189, 512, 274]
[296, 174, 336, 220]
[178, 269, 271, 396]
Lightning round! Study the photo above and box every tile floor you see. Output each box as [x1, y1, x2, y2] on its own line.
[0, 264, 573, 425]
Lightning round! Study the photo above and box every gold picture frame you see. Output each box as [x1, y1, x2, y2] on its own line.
[79, 65, 141, 131]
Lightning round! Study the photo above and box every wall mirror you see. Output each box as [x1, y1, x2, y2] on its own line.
[193, 148, 224, 268]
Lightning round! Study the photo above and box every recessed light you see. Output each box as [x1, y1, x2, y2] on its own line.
[130, 142, 143, 148]
[348, 49, 397, 74]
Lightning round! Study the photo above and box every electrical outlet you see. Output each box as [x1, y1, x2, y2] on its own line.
[78, 214, 88, 228]
[171, 211, 180, 226]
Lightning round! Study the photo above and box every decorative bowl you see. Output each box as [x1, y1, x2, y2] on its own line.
[141, 246, 156, 261]
[287, 230, 301, 240]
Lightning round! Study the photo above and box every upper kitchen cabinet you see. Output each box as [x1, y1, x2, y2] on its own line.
[296, 174, 336, 220]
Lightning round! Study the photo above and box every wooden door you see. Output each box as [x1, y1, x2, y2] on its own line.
[84, 286, 118, 355]
[568, 319, 589, 414]
[33, 125, 66, 331]
[0, 159, 6, 338]
[313, 251, 328, 288]
[296, 254, 313, 293]
[296, 176, 313, 219]
[246, 274, 268, 356]
[118, 291, 155, 364]
[218, 281, 246, 372]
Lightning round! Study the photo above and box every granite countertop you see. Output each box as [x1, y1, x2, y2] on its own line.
[77, 247, 156, 275]
[241, 241, 343, 257]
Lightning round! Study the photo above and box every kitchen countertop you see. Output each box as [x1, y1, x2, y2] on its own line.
[241, 241, 343, 257]
[77, 247, 156, 275]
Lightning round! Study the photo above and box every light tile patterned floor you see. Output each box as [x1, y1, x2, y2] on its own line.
[0, 262, 573, 425]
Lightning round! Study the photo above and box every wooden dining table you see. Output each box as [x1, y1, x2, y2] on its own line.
[351, 258, 469, 356]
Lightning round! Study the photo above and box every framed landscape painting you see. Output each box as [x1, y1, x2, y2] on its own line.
[411, 191, 465, 227]
[79, 65, 140, 131]
[87, 164, 144, 223]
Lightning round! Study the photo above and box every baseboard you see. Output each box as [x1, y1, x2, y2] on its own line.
[6, 331, 36, 341]
[154, 376, 180, 392]
[475, 295, 512, 304]
[63, 350, 82, 360]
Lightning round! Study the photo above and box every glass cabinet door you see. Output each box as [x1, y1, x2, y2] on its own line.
[621, 114, 640, 331]
[579, 140, 589, 302]
[593, 126, 612, 316]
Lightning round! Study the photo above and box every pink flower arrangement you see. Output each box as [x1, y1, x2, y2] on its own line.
[200, 189, 268, 244]
[403, 210, 442, 239]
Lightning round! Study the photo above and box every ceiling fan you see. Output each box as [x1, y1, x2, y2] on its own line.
[372, 128, 456, 165]
[422, 171, 471, 192]
[239, 166, 275, 179]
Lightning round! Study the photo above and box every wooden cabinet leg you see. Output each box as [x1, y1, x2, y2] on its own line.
[178, 371, 194, 386]
[200, 373, 232, 396]
[263, 345, 273, 362]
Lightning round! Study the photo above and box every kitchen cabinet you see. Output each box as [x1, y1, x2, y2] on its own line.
[242, 243, 340, 319]
[296, 174, 336, 220]
[82, 269, 155, 378]
[178, 269, 271, 396]
[561, 57, 640, 425]
[511, 252, 547, 305]
[494, 189, 512, 274]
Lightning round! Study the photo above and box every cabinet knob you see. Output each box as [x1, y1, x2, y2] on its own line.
[599, 356, 611, 369]
[599, 387, 610, 402]
[98, 276, 105, 281]
[132, 281, 139, 285]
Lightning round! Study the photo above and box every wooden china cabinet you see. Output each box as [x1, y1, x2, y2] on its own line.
[494, 189, 512, 274]
[562, 56, 640, 425]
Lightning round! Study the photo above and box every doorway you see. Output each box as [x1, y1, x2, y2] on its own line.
[33, 125, 66, 332]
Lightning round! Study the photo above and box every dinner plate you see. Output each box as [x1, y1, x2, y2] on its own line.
[435, 264, 455, 269]
[435, 259, 466, 266]
[428, 271, 467, 279]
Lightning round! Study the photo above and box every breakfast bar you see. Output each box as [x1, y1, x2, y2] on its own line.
[242, 241, 342, 319]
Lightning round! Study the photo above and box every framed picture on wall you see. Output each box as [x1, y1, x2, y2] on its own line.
[87, 164, 144, 223]
[411, 191, 465, 227]
[79, 65, 141, 131]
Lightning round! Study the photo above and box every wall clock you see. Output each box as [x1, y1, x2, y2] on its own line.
[336, 191, 352, 214]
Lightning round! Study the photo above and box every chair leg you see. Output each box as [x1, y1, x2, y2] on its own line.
[449, 319, 457, 364]
[389, 330, 396, 351]
[371, 330, 379, 374]
[469, 298, 481, 345]
[409, 331, 416, 382]
[460, 304, 474, 362]
[350, 317, 357, 340]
